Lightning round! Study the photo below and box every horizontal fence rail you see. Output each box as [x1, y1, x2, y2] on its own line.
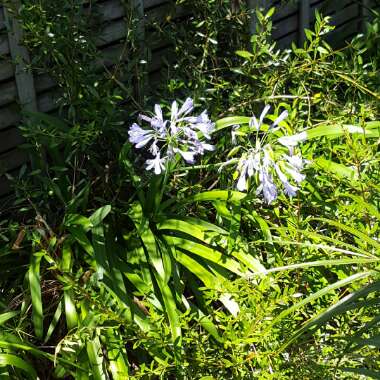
[0, 0, 378, 201]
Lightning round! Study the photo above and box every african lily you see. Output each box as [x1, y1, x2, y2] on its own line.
[128, 98, 215, 174]
[231, 106, 307, 203]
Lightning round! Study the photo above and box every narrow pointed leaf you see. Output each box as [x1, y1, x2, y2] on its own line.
[0, 354, 37, 379]
[29, 253, 43, 340]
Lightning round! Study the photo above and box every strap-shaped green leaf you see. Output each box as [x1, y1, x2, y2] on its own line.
[276, 271, 376, 352]
[0, 312, 18, 327]
[28, 252, 43, 340]
[89, 205, 111, 228]
[214, 116, 251, 132]
[68, 226, 94, 256]
[186, 190, 246, 203]
[105, 329, 129, 379]
[86, 337, 107, 380]
[44, 299, 63, 343]
[0, 354, 37, 379]
[168, 236, 245, 276]
[64, 290, 78, 330]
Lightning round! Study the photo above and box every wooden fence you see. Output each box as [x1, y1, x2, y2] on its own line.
[0, 0, 377, 199]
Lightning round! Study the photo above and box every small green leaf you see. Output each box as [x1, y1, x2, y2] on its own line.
[89, 205, 111, 227]
[235, 50, 253, 59]
[64, 214, 93, 231]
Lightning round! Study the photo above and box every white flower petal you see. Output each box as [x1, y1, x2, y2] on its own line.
[273, 163, 288, 184]
[285, 166, 305, 184]
[272, 110, 288, 127]
[236, 161, 248, 191]
[284, 154, 304, 170]
[178, 97, 194, 117]
[283, 181, 298, 197]
[259, 105, 271, 125]
[149, 140, 160, 156]
[201, 143, 215, 151]
[237, 173, 247, 191]
[174, 148, 196, 163]
[274, 164, 299, 197]
[259, 168, 277, 204]
[171, 100, 178, 122]
[139, 114, 152, 123]
[154, 104, 163, 121]
[135, 135, 154, 148]
[249, 116, 260, 130]
[146, 154, 166, 175]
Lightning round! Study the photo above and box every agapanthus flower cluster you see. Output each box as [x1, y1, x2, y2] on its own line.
[128, 98, 215, 174]
[231, 106, 307, 204]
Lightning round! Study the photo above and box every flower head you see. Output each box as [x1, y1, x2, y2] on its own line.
[230, 106, 307, 203]
[129, 98, 215, 174]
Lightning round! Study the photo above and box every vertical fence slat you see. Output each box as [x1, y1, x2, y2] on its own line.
[131, 0, 146, 102]
[298, 0, 310, 46]
[361, 0, 370, 32]
[132, 0, 145, 42]
[4, 2, 37, 112]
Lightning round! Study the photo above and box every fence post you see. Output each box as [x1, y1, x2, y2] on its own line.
[361, 0, 370, 32]
[247, 0, 270, 35]
[298, 0, 310, 46]
[131, 0, 146, 104]
[4, 2, 37, 113]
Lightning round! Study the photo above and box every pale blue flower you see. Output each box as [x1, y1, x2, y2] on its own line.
[173, 148, 196, 164]
[272, 110, 289, 127]
[283, 181, 298, 197]
[257, 168, 277, 204]
[190, 139, 215, 155]
[284, 154, 304, 170]
[171, 97, 194, 126]
[128, 123, 154, 148]
[146, 153, 166, 175]
[236, 152, 261, 192]
[139, 104, 167, 137]
[151, 104, 167, 136]
[230, 105, 307, 202]
[274, 164, 298, 197]
[284, 166, 305, 184]
[237, 160, 249, 191]
[182, 126, 198, 140]
[129, 98, 215, 175]
[249, 104, 271, 131]
[178, 97, 194, 117]
[149, 140, 160, 156]
[185, 110, 215, 139]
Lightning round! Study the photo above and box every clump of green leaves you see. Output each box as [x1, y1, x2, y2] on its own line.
[1, 2, 380, 379]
